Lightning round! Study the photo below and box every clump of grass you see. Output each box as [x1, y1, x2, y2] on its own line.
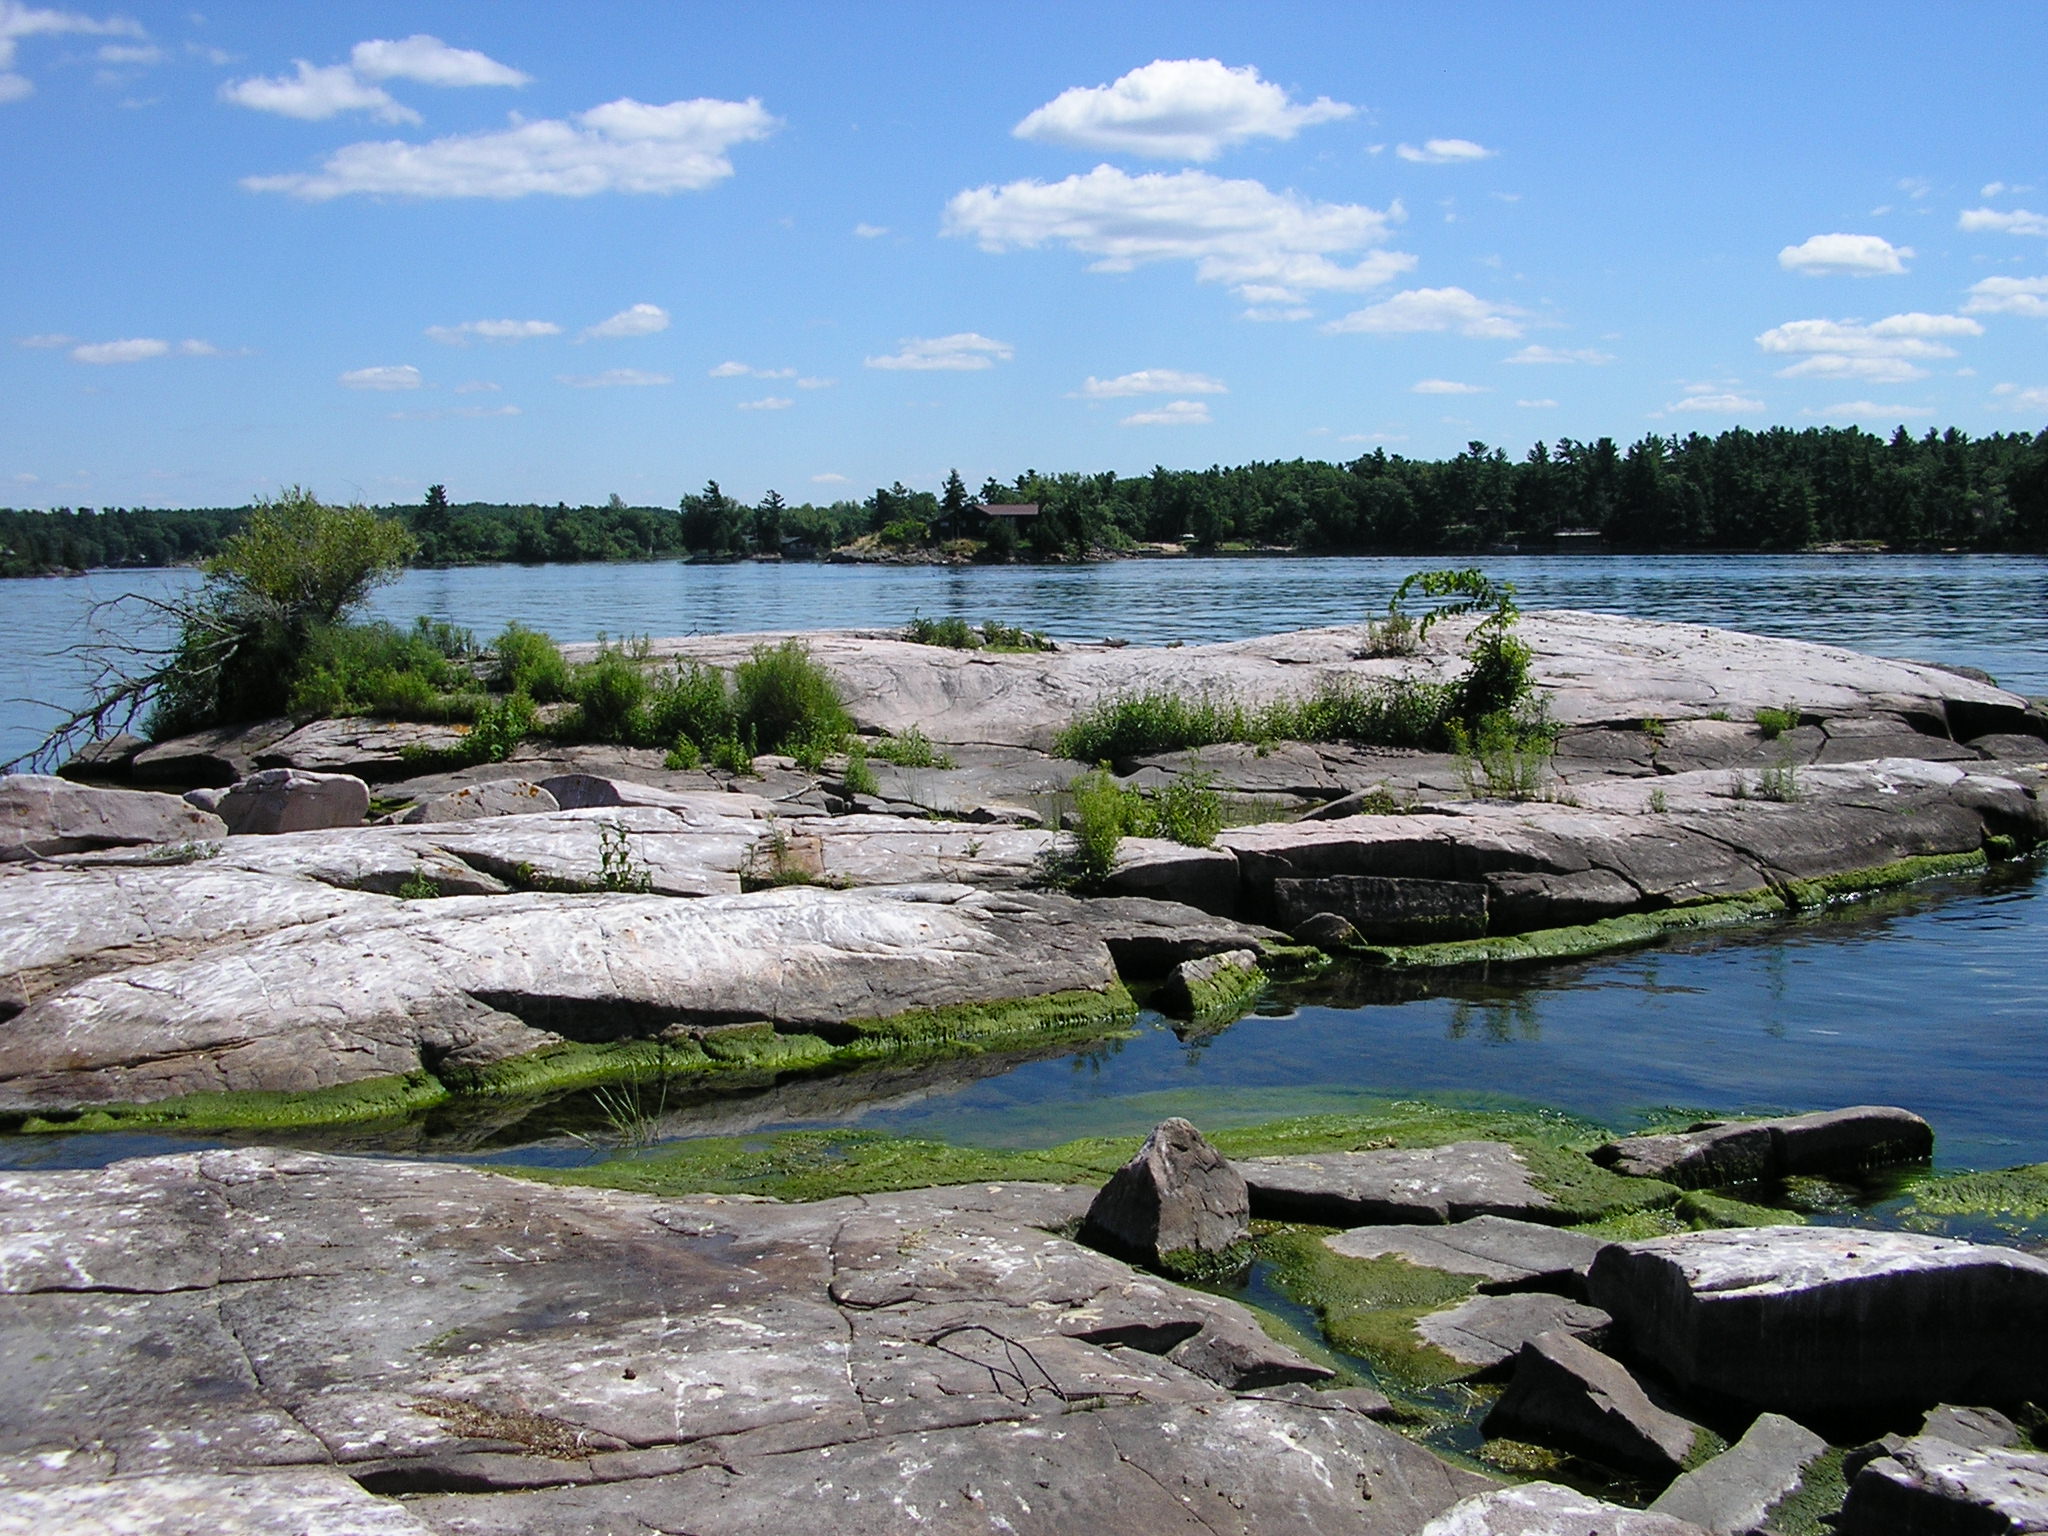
[867, 726, 955, 769]
[287, 616, 483, 722]
[1755, 759, 1801, 802]
[1648, 787, 1669, 814]
[596, 820, 653, 893]
[1447, 709, 1558, 800]
[1360, 608, 1418, 657]
[978, 619, 1051, 652]
[489, 623, 570, 701]
[841, 742, 879, 797]
[396, 870, 440, 900]
[1053, 690, 1259, 762]
[709, 736, 756, 776]
[902, 614, 1053, 652]
[1640, 716, 1667, 744]
[570, 642, 650, 743]
[1755, 704, 1801, 740]
[1036, 768, 1225, 890]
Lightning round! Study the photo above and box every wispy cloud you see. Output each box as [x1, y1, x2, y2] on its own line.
[1964, 275, 2048, 319]
[1958, 207, 2048, 238]
[0, 2, 145, 104]
[556, 368, 672, 388]
[72, 337, 169, 364]
[865, 333, 1013, 371]
[425, 318, 560, 345]
[350, 35, 528, 88]
[15, 332, 75, 348]
[738, 395, 793, 410]
[710, 360, 796, 378]
[1395, 138, 1494, 164]
[853, 222, 888, 238]
[1075, 369, 1226, 397]
[222, 61, 419, 124]
[340, 363, 421, 390]
[1120, 399, 1212, 426]
[1504, 344, 1614, 365]
[581, 303, 670, 340]
[1757, 312, 1982, 382]
[1410, 378, 1488, 394]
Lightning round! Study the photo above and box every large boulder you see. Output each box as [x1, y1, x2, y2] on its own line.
[215, 767, 370, 835]
[1325, 1216, 1607, 1297]
[1587, 1227, 2048, 1419]
[1593, 1106, 1933, 1188]
[398, 778, 560, 823]
[1422, 1483, 1711, 1534]
[1647, 1412, 1830, 1535]
[1837, 1434, 2048, 1535]
[1237, 1142, 1559, 1225]
[1079, 1118, 1250, 1268]
[1413, 1292, 1613, 1378]
[1482, 1330, 1703, 1478]
[0, 774, 225, 861]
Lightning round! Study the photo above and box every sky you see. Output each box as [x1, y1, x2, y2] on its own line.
[2, 0, 2045, 511]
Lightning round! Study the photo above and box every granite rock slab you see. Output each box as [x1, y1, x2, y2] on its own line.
[1238, 1141, 1557, 1225]
[1326, 1216, 1608, 1296]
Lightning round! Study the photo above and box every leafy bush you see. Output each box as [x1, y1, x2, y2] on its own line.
[842, 742, 879, 796]
[285, 616, 478, 722]
[1755, 759, 1802, 801]
[490, 623, 570, 701]
[733, 640, 851, 756]
[903, 614, 980, 649]
[1145, 774, 1225, 848]
[1447, 710, 1557, 800]
[709, 736, 755, 775]
[571, 644, 650, 742]
[467, 693, 537, 762]
[1755, 705, 1800, 740]
[868, 726, 955, 769]
[1053, 691, 1258, 762]
[979, 619, 1051, 652]
[1068, 769, 1131, 885]
[644, 661, 735, 754]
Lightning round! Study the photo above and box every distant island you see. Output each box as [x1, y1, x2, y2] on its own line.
[5, 422, 2045, 577]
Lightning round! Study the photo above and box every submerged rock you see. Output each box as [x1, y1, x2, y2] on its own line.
[1593, 1106, 1933, 1189]
[1238, 1141, 1559, 1226]
[1587, 1226, 2048, 1420]
[1079, 1117, 1250, 1268]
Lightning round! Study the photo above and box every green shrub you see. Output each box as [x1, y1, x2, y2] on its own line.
[572, 645, 650, 742]
[733, 640, 851, 756]
[1756, 759, 1801, 802]
[490, 623, 570, 702]
[1053, 691, 1257, 762]
[1447, 710, 1557, 800]
[980, 619, 1051, 652]
[644, 661, 734, 752]
[1755, 705, 1800, 739]
[1146, 774, 1225, 848]
[868, 726, 955, 769]
[282, 617, 480, 722]
[1068, 769, 1131, 884]
[663, 737, 703, 771]
[903, 614, 979, 649]
[842, 743, 879, 796]
[709, 736, 755, 775]
[466, 693, 536, 762]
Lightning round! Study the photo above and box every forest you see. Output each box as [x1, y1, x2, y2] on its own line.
[4, 423, 2045, 578]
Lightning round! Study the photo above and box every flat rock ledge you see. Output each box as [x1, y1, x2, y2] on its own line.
[0, 1148, 1496, 1536]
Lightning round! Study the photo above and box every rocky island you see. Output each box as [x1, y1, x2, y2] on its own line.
[2, 610, 2046, 1533]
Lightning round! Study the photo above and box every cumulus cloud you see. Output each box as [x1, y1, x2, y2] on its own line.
[1663, 388, 1764, 414]
[425, 318, 560, 345]
[1756, 312, 1982, 382]
[1325, 286, 1527, 338]
[581, 302, 670, 340]
[710, 361, 795, 378]
[1992, 383, 2048, 410]
[1395, 138, 1494, 164]
[865, 333, 1013, 371]
[556, 368, 672, 387]
[738, 395, 792, 411]
[945, 165, 1411, 307]
[1958, 207, 2048, 238]
[1778, 233, 1912, 276]
[244, 96, 778, 200]
[350, 35, 527, 88]
[1013, 58, 1352, 161]
[221, 60, 420, 124]
[0, 1, 143, 101]
[1076, 369, 1226, 397]
[1121, 399, 1212, 426]
[15, 332, 74, 348]
[1504, 344, 1614, 364]
[1964, 275, 2048, 318]
[71, 337, 168, 363]
[1802, 400, 1934, 419]
[340, 363, 421, 390]
[1411, 378, 1488, 394]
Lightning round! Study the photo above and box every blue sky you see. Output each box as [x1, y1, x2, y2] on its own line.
[3, 1, 2045, 510]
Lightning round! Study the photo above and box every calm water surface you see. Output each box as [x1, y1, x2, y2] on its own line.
[1, 554, 2043, 1172]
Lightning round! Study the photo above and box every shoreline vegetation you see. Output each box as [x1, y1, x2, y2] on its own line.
[5, 422, 2048, 578]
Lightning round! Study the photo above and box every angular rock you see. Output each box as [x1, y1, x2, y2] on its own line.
[1238, 1141, 1557, 1225]
[1270, 873, 1490, 943]
[1483, 1330, 1703, 1478]
[0, 774, 226, 862]
[398, 778, 560, 823]
[1971, 732, 2048, 762]
[1422, 1483, 1712, 1535]
[1156, 948, 1264, 1019]
[1079, 1117, 1250, 1266]
[128, 717, 295, 787]
[1102, 836, 1242, 915]
[1593, 1107, 1933, 1189]
[1327, 1215, 1608, 1296]
[1587, 1226, 2048, 1419]
[1921, 1403, 2024, 1450]
[1838, 1435, 2048, 1536]
[1415, 1292, 1613, 1378]
[255, 716, 470, 780]
[215, 767, 370, 835]
[54, 732, 144, 781]
[1648, 1412, 1830, 1535]
[0, 1468, 441, 1534]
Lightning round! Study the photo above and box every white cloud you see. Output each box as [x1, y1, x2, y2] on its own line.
[1959, 207, 2048, 238]
[1778, 233, 1912, 276]
[1964, 275, 2048, 319]
[853, 222, 888, 238]
[1325, 286, 1528, 338]
[710, 360, 795, 378]
[945, 164, 1411, 306]
[350, 34, 528, 88]
[1395, 138, 1494, 164]
[1757, 312, 1982, 382]
[1993, 383, 2048, 410]
[426, 318, 560, 345]
[1801, 400, 1935, 419]
[796, 376, 834, 390]
[1516, 398, 1558, 408]
[1243, 304, 1313, 322]
[1411, 378, 1488, 394]
[738, 395, 792, 411]
[71, 337, 167, 363]
[581, 302, 670, 339]
[811, 472, 849, 484]
[387, 403, 523, 421]
[244, 96, 778, 200]
[1339, 431, 1406, 443]
[0, 2, 142, 100]
[556, 368, 671, 387]
[1504, 344, 1614, 364]
[15, 331, 73, 347]
[221, 60, 420, 124]
[1076, 369, 1226, 397]
[340, 363, 421, 390]
[453, 380, 500, 393]
[1121, 399, 1212, 426]
[865, 333, 1013, 371]
[96, 42, 159, 65]
[177, 338, 233, 356]
[1664, 389, 1764, 413]
[1013, 58, 1353, 162]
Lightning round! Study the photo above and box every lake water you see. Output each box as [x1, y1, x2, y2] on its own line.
[2, 553, 2044, 1174]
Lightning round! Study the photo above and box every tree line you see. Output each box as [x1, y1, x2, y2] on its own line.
[5, 424, 2045, 578]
